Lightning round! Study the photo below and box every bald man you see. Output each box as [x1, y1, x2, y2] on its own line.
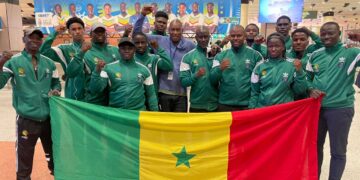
[134, 6, 196, 112]
[210, 25, 263, 111]
[180, 26, 218, 112]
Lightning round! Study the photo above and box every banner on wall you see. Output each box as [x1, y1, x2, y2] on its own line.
[259, 0, 304, 23]
[34, 0, 241, 35]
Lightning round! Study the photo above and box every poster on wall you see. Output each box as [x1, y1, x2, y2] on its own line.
[258, 0, 304, 23]
[34, 0, 241, 35]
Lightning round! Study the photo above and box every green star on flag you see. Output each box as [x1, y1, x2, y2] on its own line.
[172, 146, 196, 168]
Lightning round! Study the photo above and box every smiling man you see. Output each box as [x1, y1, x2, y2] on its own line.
[306, 22, 360, 180]
[210, 25, 263, 111]
[180, 26, 218, 112]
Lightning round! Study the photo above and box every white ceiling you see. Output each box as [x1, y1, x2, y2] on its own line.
[19, 0, 360, 29]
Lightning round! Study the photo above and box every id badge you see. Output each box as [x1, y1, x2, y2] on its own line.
[167, 71, 173, 80]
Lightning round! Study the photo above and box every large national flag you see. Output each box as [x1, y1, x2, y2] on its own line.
[49, 97, 320, 180]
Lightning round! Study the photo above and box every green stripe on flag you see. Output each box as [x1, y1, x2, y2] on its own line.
[50, 97, 140, 180]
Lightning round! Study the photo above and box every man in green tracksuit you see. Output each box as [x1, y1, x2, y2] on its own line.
[306, 22, 360, 180]
[40, 17, 91, 100]
[180, 26, 218, 112]
[132, 32, 172, 93]
[0, 28, 61, 179]
[90, 38, 158, 111]
[287, 27, 323, 69]
[287, 27, 323, 100]
[249, 33, 308, 108]
[70, 23, 121, 105]
[210, 25, 263, 111]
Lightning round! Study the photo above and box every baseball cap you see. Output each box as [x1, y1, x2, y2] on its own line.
[118, 37, 135, 47]
[90, 23, 106, 32]
[23, 28, 44, 38]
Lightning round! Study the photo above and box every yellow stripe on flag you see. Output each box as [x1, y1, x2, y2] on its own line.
[139, 112, 232, 180]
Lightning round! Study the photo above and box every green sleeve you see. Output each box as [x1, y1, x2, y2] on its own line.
[0, 61, 13, 89]
[144, 74, 159, 111]
[51, 63, 62, 91]
[180, 55, 198, 87]
[89, 70, 107, 94]
[252, 43, 267, 58]
[210, 54, 222, 84]
[155, 48, 173, 71]
[292, 70, 308, 96]
[249, 67, 260, 108]
[66, 51, 85, 78]
[305, 59, 315, 90]
[39, 32, 66, 69]
[307, 32, 323, 53]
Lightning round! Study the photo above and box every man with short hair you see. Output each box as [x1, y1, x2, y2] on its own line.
[164, 3, 176, 23]
[152, 11, 169, 36]
[307, 22, 360, 180]
[135, 6, 196, 112]
[90, 38, 159, 111]
[40, 17, 91, 101]
[0, 28, 61, 179]
[210, 25, 263, 111]
[180, 26, 218, 112]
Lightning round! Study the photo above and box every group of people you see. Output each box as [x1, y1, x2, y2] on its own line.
[52, 2, 219, 34]
[1, 4, 360, 180]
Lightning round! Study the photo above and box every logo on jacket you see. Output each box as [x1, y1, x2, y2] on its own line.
[45, 68, 50, 78]
[282, 72, 289, 82]
[137, 73, 144, 82]
[94, 57, 99, 64]
[261, 70, 267, 76]
[338, 57, 345, 68]
[69, 52, 75, 58]
[115, 72, 122, 80]
[245, 59, 251, 69]
[313, 64, 319, 72]
[193, 59, 199, 66]
[18, 68, 25, 77]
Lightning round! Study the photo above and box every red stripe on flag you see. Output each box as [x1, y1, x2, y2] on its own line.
[227, 98, 321, 180]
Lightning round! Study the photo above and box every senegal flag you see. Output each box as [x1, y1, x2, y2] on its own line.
[50, 97, 320, 180]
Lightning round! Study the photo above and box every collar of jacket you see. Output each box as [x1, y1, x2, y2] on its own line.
[91, 42, 108, 50]
[325, 42, 343, 53]
[22, 50, 41, 61]
[120, 57, 136, 64]
[135, 49, 150, 60]
[231, 44, 246, 53]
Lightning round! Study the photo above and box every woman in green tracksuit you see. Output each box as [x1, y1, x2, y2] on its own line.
[132, 32, 173, 93]
[90, 38, 158, 111]
[249, 33, 308, 108]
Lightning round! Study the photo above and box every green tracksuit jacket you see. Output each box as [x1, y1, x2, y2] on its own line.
[90, 58, 159, 111]
[306, 43, 360, 108]
[249, 58, 308, 108]
[70, 42, 120, 105]
[40, 31, 86, 100]
[180, 46, 218, 111]
[210, 45, 263, 107]
[0, 51, 61, 121]
[135, 48, 173, 93]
